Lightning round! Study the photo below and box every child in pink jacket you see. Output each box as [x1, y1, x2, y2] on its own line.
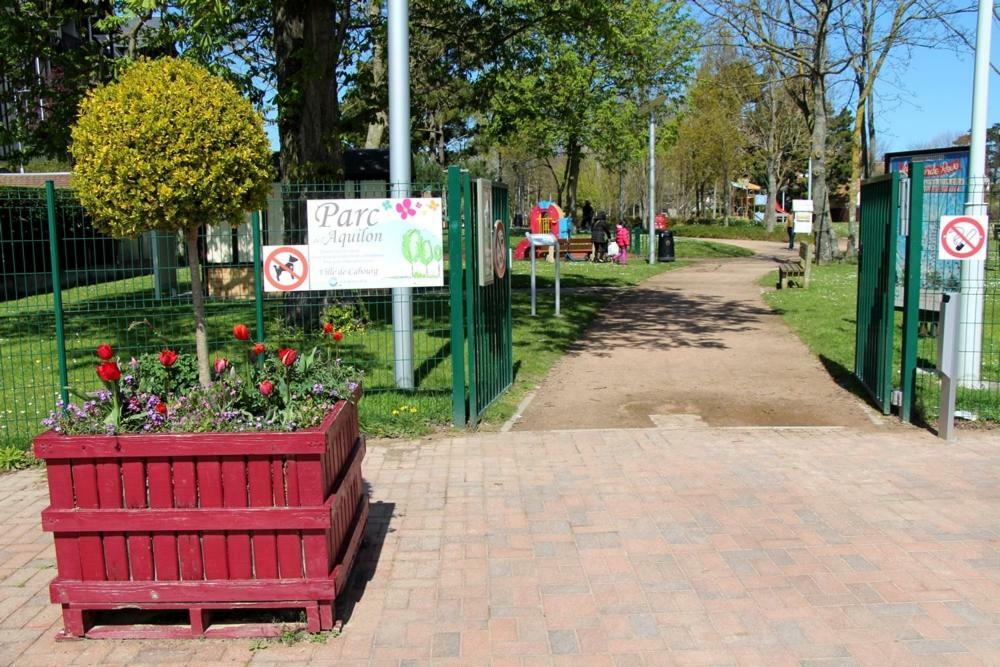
[615, 222, 630, 265]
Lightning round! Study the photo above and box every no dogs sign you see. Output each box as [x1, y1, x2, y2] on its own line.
[938, 215, 989, 261]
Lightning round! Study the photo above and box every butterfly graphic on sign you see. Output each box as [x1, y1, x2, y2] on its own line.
[396, 198, 417, 219]
[381, 200, 393, 211]
[426, 200, 440, 211]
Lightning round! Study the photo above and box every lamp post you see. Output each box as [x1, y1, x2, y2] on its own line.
[639, 94, 667, 264]
[389, 0, 414, 389]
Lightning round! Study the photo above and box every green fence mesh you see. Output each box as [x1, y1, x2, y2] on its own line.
[0, 180, 453, 447]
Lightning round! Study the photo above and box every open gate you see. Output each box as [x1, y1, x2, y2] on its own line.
[447, 166, 513, 425]
[854, 165, 925, 420]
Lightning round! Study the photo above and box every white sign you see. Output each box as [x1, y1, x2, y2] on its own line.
[263, 245, 311, 292]
[526, 233, 558, 246]
[477, 180, 494, 286]
[305, 197, 444, 290]
[938, 215, 989, 261]
[792, 199, 814, 213]
[793, 211, 813, 235]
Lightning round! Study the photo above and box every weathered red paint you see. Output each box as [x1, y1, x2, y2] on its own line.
[34, 389, 368, 640]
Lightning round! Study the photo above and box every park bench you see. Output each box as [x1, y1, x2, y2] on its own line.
[777, 241, 812, 289]
[563, 237, 595, 260]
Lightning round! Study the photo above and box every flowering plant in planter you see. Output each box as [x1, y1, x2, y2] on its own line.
[44, 322, 358, 436]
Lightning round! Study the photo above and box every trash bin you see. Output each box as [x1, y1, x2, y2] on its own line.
[656, 229, 675, 262]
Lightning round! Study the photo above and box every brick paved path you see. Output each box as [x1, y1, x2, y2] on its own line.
[2, 425, 999, 665]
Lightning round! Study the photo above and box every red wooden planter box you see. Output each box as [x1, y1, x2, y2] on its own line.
[33, 390, 368, 639]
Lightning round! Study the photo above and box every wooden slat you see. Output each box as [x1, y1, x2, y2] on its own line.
[147, 460, 179, 581]
[95, 461, 129, 581]
[121, 461, 153, 581]
[222, 458, 252, 580]
[277, 459, 302, 578]
[51, 578, 337, 604]
[172, 460, 204, 581]
[196, 459, 228, 580]
[71, 460, 106, 581]
[247, 456, 278, 579]
[46, 461, 82, 581]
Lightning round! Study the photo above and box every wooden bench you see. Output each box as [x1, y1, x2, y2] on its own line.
[563, 237, 595, 260]
[777, 242, 812, 289]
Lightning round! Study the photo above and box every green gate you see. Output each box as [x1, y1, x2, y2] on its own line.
[854, 173, 901, 413]
[854, 166, 925, 420]
[447, 166, 513, 425]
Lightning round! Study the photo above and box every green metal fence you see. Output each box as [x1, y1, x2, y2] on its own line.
[0, 176, 513, 447]
[854, 172, 901, 413]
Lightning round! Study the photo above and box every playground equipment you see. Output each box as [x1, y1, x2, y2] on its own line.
[514, 201, 570, 260]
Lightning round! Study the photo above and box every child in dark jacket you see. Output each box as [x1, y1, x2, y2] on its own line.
[615, 222, 630, 265]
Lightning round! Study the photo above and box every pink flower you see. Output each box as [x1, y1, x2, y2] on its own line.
[278, 347, 297, 366]
[214, 357, 229, 375]
[259, 380, 274, 396]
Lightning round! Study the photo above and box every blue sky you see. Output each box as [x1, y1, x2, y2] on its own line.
[848, 13, 1000, 154]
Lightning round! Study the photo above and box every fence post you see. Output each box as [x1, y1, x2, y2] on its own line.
[251, 210, 266, 342]
[462, 171, 479, 423]
[900, 164, 924, 422]
[446, 167, 466, 426]
[938, 292, 961, 441]
[45, 181, 70, 408]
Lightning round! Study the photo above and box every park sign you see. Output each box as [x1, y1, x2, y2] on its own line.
[938, 215, 989, 261]
[262, 197, 444, 292]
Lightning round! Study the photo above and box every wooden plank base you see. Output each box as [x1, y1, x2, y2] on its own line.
[55, 599, 331, 640]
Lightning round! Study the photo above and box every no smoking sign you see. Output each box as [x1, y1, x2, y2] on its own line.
[939, 215, 989, 261]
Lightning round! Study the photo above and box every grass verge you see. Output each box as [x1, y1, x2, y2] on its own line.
[761, 262, 1000, 425]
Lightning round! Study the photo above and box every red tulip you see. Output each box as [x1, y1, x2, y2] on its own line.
[96, 344, 114, 360]
[155, 402, 167, 415]
[159, 349, 178, 368]
[214, 357, 229, 375]
[233, 323, 251, 341]
[96, 361, 121, 382]
[259, 380, 274, 396]
[333, 330, 344, 342]
[278, 347, 297, 366]
[252, 342, 265, 356]
[323, 322, 334, 335]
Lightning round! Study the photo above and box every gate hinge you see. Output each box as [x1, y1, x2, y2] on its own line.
[890, 389, 903, 407]
[899, 177, 910, 237]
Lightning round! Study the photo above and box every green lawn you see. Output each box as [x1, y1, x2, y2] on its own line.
[0, 238, 751, 452]
[762, 262, 1000, 424]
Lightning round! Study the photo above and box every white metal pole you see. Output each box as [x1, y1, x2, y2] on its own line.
[958, 0, 992, 388]
[389, 0, 414, 390]
[648, 113, 656, 264]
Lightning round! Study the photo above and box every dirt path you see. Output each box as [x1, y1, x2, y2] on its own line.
[513, 238, 885, 430]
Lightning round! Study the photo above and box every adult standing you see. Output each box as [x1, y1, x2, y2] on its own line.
[785, 214, 795, 250]
[591, 211, 611, 261]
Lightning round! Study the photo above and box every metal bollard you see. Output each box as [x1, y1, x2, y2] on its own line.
[937, 292, 961, 441]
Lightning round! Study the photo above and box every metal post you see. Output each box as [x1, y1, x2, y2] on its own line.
[389, 0, 414, 390]
[251, 210, 266, 343]
[45, 181, 69, 408]
[554, 243, 561, 316]
[530, 238, 537, 316]
[938, 292, 961, 441]
[446, 166, 466, 426]
[958, 0, 993, 387]
[648, 113, 656, 265]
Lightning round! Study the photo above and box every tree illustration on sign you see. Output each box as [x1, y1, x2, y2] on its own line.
[401, 228, 443, 277]
[401, 229, 423, 275]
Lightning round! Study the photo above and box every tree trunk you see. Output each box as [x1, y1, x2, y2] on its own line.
[811, 72, 836, 262]
[273, 0, 344, 182]
[185, 228, 211, 387]
[564, 138, 582, 221]
[364, 0, 387, 148]
[845, 89, 865, 260]
[765, 160, 778, 232]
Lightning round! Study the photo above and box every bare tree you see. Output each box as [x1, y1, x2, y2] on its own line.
[694, 0, 854, 261]
[836, 0, 972, 257]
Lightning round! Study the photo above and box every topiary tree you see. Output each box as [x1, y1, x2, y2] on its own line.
[71, 57, 272, 387]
